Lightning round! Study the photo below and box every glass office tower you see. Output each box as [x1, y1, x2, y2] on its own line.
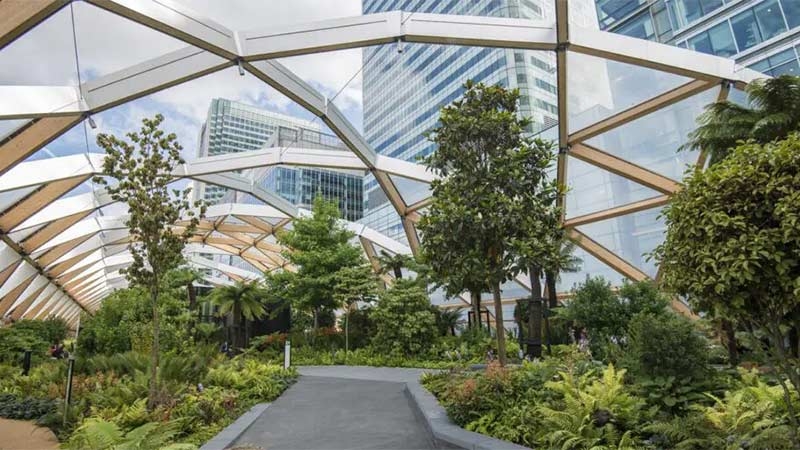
[360, 0, 581, 242]
[595, 0, 800, 76]
[221, 125, 364, 221]
[194, 98, 320, 205]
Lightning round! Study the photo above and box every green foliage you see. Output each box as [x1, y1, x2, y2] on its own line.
[558, 278, 669, 359]
[420, 81, 556, 363]
[654, 134, 800, 411]
[622, 312, 709, 382]
[277, 196, 368, 329]
[683, 75, 800, 164]
[0, 317, 69, 366]
[370, 279, 438, 357]
[77, 279, 196, 357]
[204, 358, 296, 404]
[64, 417, 196, 450]
[0, 393, 56, 420]
[209, 280, 268, 350]
[645, 370, 799, 449]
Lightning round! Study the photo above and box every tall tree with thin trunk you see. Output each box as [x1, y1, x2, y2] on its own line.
[94, 114, 205, 410]
[277, 196, 364, 332]
[333, 263, 378, 359]
[420, 81, 541, 365]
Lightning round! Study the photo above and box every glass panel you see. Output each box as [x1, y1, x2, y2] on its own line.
[576, 206, 666, 278]
[753, 0, 787, 42]
[556, 247, 626, 292]
[500, 280, 529, 300]
[586, 86, 719, 180]
[388, 175, 431, 206]
[771, 59, 800, 76]
[706, 21, 738, 57]
[0, 120, 29, 141]
[731, 9, 763, 51]
[567, 51, 692, 133]
[782, 0, 800, 29]
[73, 2, 189, 81]
[24, 121, 91, 162]
[0, 186, 39, 212]
[616, 11, 655, 41]
[565, 157, 661, 219]
[0, 7, 78, 86]
[595, 0, 647, 30]
[8, 223, 47, 242]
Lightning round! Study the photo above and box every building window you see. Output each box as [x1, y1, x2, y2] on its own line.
[516, 73, 527, 85]
[617, 10, 655, 40]
[514, 52, 524, 64]
[731, 8, 764, 51]
[668, 0, 724, 30]
[749, 47, 800, 76]
[754, 0, 787, 41]
[782, 0, 800, 29]
[688, 21, 737, 57]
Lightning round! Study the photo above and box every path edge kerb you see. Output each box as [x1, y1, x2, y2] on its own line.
[404, 379, 531, 450]
[199, 403, 270, 450]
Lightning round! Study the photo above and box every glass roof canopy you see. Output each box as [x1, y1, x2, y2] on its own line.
[0, 0, 763, 326]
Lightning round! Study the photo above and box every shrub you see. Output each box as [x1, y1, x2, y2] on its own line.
[0, 393, 56, 420]
[371, 279, 438, 357]
[0, 318, 69, 366]
[622, 312, 709, 381]
[558, 278, 669, 359]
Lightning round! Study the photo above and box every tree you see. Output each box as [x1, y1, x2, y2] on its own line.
[376, 250, 413, 279]
[653, 135, 800, 445]
[277, 196, 364, 332]
[209, 280, 268, 350]
[371, 279, 438, 357]
[558, 277, 668, 360]
[94, 114, 204, 409]
[683, 75, 800, 164]
[420, 81, 544, 365]
[333, 263, 378, 357]
[436, 307, 463, 336]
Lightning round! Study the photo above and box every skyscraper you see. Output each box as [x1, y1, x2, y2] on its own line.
[220, 125, 364, 221]
[595, 0, 800, 76]
[194, 98, 320, 205]
[360, 0, 587, 241]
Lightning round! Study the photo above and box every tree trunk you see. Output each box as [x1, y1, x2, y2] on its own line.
[393, 267, 402, 279]
[722, 319, 739, 366]
[345, 308, 349, 364]
[544, 271, 557, 355]
[147, 287, 160, 411]
[232, 301, 242, 351]
[470, 290, 482, 329]
[789, 326, 799, 359]
[492, 283, 507, 366]
[527, 265, 543, 359]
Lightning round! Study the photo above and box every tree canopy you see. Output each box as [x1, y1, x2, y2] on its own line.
[277, 196, 370, 330]
[420, 80, 555, 364]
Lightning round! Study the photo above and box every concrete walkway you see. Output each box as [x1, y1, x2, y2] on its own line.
[231, 366, 438, 450]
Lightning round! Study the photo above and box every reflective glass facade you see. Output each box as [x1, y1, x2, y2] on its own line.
[359, 0, 574, 241]
[596, 0, 800, 76]
[195, 98, 320, 204]
[222, 126, 364, 222]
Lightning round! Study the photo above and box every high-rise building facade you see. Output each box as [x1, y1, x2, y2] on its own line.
[360, 0, 589, 241]
[221, 125, 364, 221]
[595, 0, 800, 76]
[194, 98, 320, 204]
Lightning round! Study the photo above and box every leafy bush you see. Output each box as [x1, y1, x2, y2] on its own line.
[0, 318, 69, 366]
[371, 279, 438, 357]
[63, 417, 196, 450]
[204, 359, 296, 403]
[622, 312, 710, 381]
[558, 278, 669, 359]
[0, 393, 56, 420]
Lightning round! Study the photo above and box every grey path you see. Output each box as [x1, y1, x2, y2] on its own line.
[232, 366, 438, 450]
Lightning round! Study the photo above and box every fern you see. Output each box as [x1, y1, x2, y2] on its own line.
[64, 417, 196, 450]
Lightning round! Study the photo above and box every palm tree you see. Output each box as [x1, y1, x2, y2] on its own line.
[437, 307, 463, 336]
[683, 75, 800, 164]
[209, 280, 267, 351]
[376, 250, 414, 279]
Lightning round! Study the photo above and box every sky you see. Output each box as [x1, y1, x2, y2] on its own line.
[0, 0, 366, 163]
